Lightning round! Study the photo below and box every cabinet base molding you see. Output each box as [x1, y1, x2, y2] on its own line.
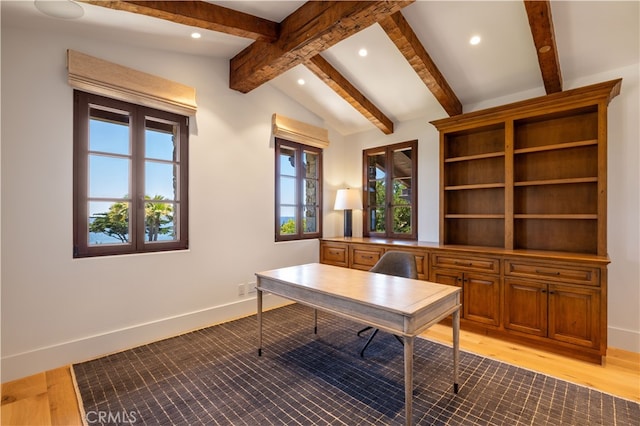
[440, 317, 604, 364]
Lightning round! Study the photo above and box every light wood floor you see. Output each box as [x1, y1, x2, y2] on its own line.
[2, 324, 638, 425]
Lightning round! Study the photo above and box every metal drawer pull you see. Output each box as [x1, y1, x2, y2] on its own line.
[535, 269, 561, 276]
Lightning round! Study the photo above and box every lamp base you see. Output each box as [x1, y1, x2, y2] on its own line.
[344, 209, 353, 238]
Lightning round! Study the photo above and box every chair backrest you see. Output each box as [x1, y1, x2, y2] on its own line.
[369, 251, 418, 279]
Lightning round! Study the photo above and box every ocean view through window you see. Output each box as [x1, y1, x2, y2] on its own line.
[73, 91, 189, 257]
[275, 138, 322, 241]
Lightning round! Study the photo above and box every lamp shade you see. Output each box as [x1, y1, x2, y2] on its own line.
[334, 189, 362, 210]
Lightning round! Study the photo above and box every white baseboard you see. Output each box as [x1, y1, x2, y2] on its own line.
[4, 302, 637, 383]
[1, 295, 289, 383]
[608, 325, 640, 353]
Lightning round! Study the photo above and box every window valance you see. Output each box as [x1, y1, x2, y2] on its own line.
[67, 49, 197, 116]
[272, 113, 329, 149]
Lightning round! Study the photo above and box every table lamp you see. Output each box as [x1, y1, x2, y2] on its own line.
[334, 188, 362, 238]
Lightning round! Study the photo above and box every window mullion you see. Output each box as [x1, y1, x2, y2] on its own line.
[133, 110, 145, 250]
[297, 145, 304, 238]
[386, 147, 393, 236]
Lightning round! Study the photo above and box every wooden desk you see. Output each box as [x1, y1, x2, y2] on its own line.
[255, 263, 461, 426]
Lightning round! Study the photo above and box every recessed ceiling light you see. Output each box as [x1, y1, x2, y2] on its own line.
[191, 32, 201, 39]
[358, 48, 368, 57]
[469, 35, 481, 46]
[297, 79, 305, 86]
[34, 0, 84, 20]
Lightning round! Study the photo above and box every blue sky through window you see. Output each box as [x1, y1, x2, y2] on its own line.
[88, 119, 176, 216]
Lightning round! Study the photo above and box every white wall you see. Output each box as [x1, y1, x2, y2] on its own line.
[0, 24, 336, 382]
[340, 64, 640, 354]
[1, 21, 638, 383]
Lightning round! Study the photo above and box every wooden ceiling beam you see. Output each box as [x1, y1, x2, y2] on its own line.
[380, 11, 462, 117]
[306, 55, 394, 134]
[80, 0, 279, 42]
[230, 1, 414, 93]
[524, 0, 563, 94]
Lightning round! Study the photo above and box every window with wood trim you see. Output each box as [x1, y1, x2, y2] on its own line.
[73, 90, 189, 257]
[363, 140, 418, 239]
[275, 138, 323, 241]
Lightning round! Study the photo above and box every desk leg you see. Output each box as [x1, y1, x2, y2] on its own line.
[404, 335, 414, 426]
[313, 309, 318, 334]
[453, 307, 460, 393]
[257, 288, 263, 357]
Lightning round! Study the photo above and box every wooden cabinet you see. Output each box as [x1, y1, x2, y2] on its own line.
[549, 284, 600, 349]
[504, 279, 548, 336]
[505, 279, 601, 349]
[320, 81, 620, 363]
[431, 252, 500, 326]
[462, 273, 501, 327]
[319, 238, 609, 363]
[504, 258, 603, 350]
[423, 80, 619, 362]
[431, 79, 621, 256]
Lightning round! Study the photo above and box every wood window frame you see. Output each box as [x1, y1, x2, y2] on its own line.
[362, 140, 418, 240]
[73, 90, 189, 257]
[275, 138, 323, 242]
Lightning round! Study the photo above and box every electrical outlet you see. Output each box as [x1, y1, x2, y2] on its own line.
[247, 281, 257, 294]
[238, 283, 246, 297]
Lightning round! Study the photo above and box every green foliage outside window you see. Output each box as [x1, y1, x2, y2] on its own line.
[280, 218, 312, 235]
[280, 218, 296, 235]
[90, 195, 174, 242]
[371, 180, 411, 234]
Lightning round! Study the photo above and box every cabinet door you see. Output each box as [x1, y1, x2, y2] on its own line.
[463, 273, 500, 326]
[548, 284, 600, 348]
[430, 268, 464, 319]
[504, 279, 547, 336]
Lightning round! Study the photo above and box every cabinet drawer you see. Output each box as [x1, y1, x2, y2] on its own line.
[431, 269, 462, 287]
[431, 253, 500, 274]
[505, 260, 599, 286]
[320, 242, 348, 267]
[350, 245, 384, 270]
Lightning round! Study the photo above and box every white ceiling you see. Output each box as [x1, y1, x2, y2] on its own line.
[3, 1, 639, 135]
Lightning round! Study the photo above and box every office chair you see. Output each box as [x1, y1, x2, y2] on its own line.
[357, 250, 418, 357]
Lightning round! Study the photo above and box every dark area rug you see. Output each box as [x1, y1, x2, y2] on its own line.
[73, 303, 638, 425]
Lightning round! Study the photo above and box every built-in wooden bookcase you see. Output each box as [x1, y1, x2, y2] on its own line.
[432, 79, 621, 257]
[442, 123, 506, 248]
[321, 79, 621, 364]
[513, 106, 600, 253]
